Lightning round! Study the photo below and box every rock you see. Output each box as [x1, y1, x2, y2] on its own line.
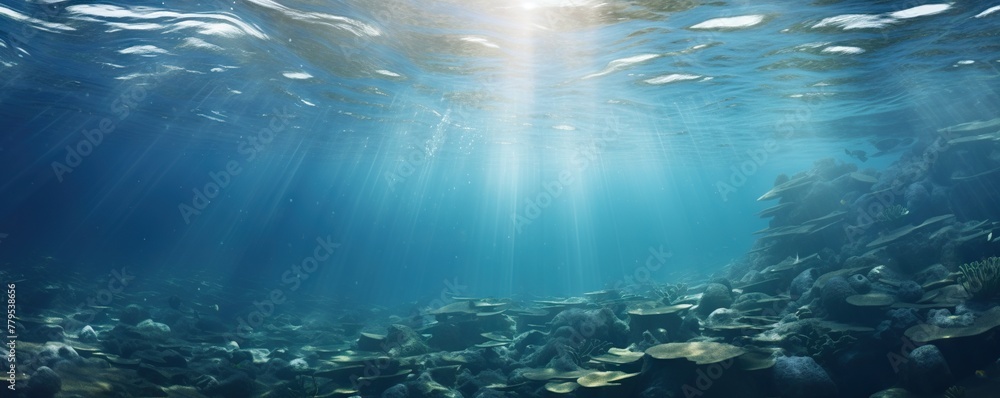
[821, 276, 856, 320]
[37, 343, 82, 368]
[927, 309, 974, 328]
[27, 366, 62, 398]
[247, 348, 270, 363]
[289, 357, 308, 370]
[635, 330, 663, 351]
[272, 356, 309, 380]
[523, 332, 578, 370]
[382, 383, 409, 398]
[230, 349, 254, 365]
[732, 292, 772, 308]
[790, 269, 817, 299]
[641, 386, 673, 398]
[680, 313, 701, 338]
[905, 182, 931, 213]
[551, 308, 629, 347]
[120, 304, 151, 326]
[868, 265, 901, 282]
[268, 358, 295, 380]
[512, 330, 547, 353]
[78, 325, 98, 342]
[71, 308, 111, 324]
[195, 316, 228, 333]
[697, 283, 733, 315]
[901, 345, 953, 394]
[456, 368, 504, 397]
[205, 373, 255, 398]
[847, 274, 871, 294]
[772, 356, 837, 398]
[875, 308, 920, 341]
[410, 371, 462, 398]
[31, 324, 64, 342]
[136, 319, 171, 341]
[102, 324, 158, 357]
[897, 281, 923, 303]
[386, 324, 431, 357]
[710, 277, 733, 291]
[705, 308, 741, 328]
[844, 254, 879, 271]
[194, 374, 220, 392]
[134, 349, 187, 368]
[915, 264, 949, 284]
[161, 349, 187, 368]
[137, 363, 170, 385]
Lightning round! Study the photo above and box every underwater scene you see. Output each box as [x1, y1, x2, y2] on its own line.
[2, 0, 1000, 397]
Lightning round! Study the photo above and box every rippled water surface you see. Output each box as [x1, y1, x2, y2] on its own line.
[1, 0, 999, 300]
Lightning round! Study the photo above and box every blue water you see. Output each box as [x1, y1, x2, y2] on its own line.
[1, 0, 998, 305]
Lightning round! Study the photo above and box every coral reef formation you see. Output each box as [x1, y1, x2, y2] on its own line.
[959, 257, 1000, 300]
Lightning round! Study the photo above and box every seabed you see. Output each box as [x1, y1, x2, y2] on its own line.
[7, 128, 1000, 398]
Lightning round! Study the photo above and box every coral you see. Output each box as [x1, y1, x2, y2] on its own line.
[520, 333, 575, 370]
[944, 386, 966, 398]
[847, 274, 871, 294]
[547, 345, 579, 371]
[563, 339, 611, 367]
[787, 329, 856, 366]
[653, 282, 687, 304]
[959, 257, 1000, 300]
[875, 204, 910, 224]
